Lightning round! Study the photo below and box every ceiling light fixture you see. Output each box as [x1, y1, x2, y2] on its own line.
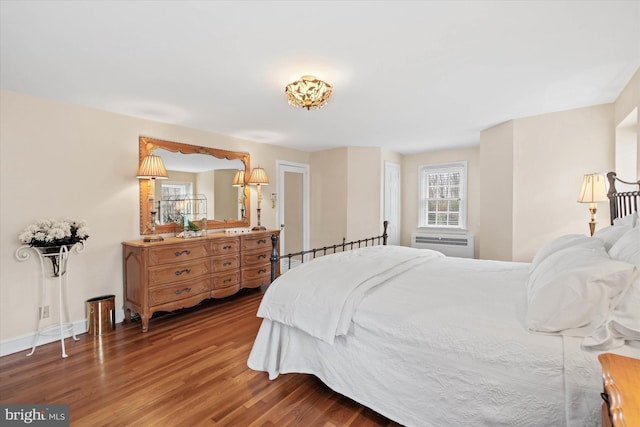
[285, 75, 333, 110]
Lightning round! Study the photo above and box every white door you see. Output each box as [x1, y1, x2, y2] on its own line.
[276, 161, 310, 269]
[384, 161, 401, 245]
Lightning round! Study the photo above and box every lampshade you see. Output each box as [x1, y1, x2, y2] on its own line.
[285, 75, 333, 110]
[248, 167, 269, 186]
[136, 154, 168, 179]
[231, 170, 245, 187]
[577, 173, 608, 203]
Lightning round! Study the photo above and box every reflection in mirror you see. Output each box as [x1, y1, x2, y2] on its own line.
[138, 136, 250, 235]
[154, 149, 245, 224]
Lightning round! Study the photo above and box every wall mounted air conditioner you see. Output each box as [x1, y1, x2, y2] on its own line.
[411, 232, 475, 258]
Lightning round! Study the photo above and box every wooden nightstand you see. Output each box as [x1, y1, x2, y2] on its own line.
[598, 353, 640, 427]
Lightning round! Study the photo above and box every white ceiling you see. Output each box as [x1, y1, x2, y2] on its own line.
[1, 1, 639, 155]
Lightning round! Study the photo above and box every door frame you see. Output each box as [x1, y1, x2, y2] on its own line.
[276, 160, 310, 258]
[384, 161, 401, 245]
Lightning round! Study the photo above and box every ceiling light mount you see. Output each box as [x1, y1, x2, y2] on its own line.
[285, 75, 333, 110]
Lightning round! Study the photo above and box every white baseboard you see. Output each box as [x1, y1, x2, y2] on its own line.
[0, 309, 126, 357]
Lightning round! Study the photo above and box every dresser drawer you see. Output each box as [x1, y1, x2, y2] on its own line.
[241, 247, 271, 267]
[149, 277, 211, 306]
[212, 271, 240, 289]
[241, 265, 270, 288]
[149, 259, 211, 286]
[149, 243, 209, 266]
[212, 254, 240, 272]
[210, 237, 239, 255]
[241, 234, 272, 251]
[211, 284, 241, 298]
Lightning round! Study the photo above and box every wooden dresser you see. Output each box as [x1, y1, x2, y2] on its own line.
[122, 230, 278, 331]
[598, 353, 640, 427]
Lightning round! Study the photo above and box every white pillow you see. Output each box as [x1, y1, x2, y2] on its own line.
[526, 246, 636, 336]
[609, 227, 640, 267]
[613, 211, 638, 227]
[594, 225, 633, 251]
[530, 234, 605, 272]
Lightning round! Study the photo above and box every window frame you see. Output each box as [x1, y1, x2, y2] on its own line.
[417, 161, 468, 230]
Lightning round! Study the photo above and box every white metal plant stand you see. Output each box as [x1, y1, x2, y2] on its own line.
[15, 242, 84, 358]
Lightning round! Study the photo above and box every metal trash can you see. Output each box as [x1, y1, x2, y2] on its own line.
[86, 295, 116, 336]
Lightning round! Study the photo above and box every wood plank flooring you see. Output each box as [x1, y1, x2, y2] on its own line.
[0, 289, 401, 426]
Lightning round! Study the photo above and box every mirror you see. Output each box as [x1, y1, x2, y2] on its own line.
[139, 136, 250, 235]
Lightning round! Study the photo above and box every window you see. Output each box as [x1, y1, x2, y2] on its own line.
[159, 181, 193, 223]
[161, 182, 193, 200]
[418, 161, 467, 229]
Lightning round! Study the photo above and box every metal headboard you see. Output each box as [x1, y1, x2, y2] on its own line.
[270, 221, 389, 283]
[607, 171, 640, 225]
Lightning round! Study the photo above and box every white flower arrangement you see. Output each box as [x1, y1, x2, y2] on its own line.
[19, 218, 89, 248]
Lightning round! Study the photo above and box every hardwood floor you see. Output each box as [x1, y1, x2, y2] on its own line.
[0, 289, 401, 426]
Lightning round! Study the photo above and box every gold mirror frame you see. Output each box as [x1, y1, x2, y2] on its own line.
[138, 136, 250, 235]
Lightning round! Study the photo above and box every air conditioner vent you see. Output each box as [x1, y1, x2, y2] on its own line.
[411, 233, 474, 258]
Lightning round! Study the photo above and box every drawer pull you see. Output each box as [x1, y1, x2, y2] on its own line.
[258, 268, 267, 274]
[175, 268, 191, 276]
[223, 262, 232, 266]
[223, 278, 232, 283]
[257, 239, 267, 244]
[256, 254, 267, 259]
[174, 250, 191, 257]
[223, 245, 232, 250]
[175, 287, 192, 295]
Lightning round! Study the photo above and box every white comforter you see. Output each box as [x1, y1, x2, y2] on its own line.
[248, 246, 640, 426]
[257, 245, 443, 344]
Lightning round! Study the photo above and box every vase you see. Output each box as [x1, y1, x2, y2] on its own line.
[35, 244, 74, 277]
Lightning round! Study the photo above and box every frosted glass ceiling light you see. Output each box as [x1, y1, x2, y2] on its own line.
[285, 75, 333, 110]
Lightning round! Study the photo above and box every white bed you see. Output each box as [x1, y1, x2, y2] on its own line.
[248, 217, 640, 426]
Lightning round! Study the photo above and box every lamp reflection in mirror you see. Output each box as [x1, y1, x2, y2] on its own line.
[137, 154, 169, 241]
[577, 173, 608, 236]
[248, 167, 269, 231]
[232, 170, 246, 218]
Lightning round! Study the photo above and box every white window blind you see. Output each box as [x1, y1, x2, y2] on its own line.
[418, 162, 467, 229]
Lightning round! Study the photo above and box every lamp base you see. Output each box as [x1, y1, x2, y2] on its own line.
[143, 234, 165, 242]
[252, 226, 266, 231]
[588, 204, 598, 236]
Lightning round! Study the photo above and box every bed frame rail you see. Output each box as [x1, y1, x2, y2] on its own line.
[270, 221, 389, 283]
[607, 172, 640, 225]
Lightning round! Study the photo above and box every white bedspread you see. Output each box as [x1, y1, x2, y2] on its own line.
[248, 247, 640, 426]
[258, 245, 442, 344]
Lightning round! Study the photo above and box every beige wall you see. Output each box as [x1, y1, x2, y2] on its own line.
[309, 148, 348, 248]
[0, 90, 309, 352]
[401, 146, 481, 255]
[308, 147, 387, 248]
[479, 105, 614, 262]
[613, 68, 640, 177]
[346, 147, 383, 242]
[512, 104, 614, 261]
[479, 121, 514, 261]
[614, 68, 640, 127]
